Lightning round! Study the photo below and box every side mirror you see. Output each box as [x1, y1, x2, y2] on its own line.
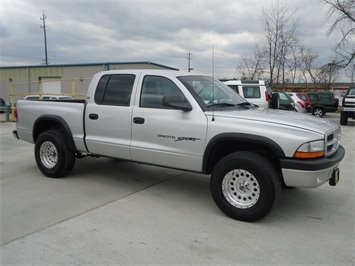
[162, 95, 192, 112]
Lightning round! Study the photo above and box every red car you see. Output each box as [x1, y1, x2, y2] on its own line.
[296, 92, 312, 113]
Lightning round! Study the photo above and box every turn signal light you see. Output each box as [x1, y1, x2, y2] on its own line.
[294, 151, 325, 159]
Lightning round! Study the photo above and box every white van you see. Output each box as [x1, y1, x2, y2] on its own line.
[223, 80, 273, 109]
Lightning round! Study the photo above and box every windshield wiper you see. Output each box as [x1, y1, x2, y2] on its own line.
[207, 103, 236, 108]
[236, 102, 257, 109]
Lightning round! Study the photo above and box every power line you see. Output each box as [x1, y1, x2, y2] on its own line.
[40, 11, 48, 65]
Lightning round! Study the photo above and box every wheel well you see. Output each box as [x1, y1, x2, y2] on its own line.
[312, 105, 325, 112]
[33, 120, 64, 141]
[33, 116, 76, 151]
[204, 139, 281, 176]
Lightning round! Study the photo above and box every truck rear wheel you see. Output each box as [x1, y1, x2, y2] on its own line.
[210, 152, 281, 222]
[35, 130, 75, 178]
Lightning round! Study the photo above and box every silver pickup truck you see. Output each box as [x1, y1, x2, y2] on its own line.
[13, 69, 345, 222]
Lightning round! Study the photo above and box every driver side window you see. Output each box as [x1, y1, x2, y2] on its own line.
[140, 75, 184, 109]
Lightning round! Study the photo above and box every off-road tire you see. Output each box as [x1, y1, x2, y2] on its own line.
[340, 111, 348, 125]
[210, 151, 281, 222]
[35, 130, 75, 178]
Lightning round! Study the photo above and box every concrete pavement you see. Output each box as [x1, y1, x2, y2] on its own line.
[0, 114, 354, 265]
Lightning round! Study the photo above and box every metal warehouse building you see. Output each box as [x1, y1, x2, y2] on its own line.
[0, 61, 179, 103]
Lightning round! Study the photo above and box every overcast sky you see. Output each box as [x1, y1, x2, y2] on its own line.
[1, 0, 341, 79]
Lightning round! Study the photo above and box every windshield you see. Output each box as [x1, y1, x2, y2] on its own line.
[178, 75, 249, 108]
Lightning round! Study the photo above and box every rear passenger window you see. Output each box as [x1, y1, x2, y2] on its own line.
[320, 94, 331, 101]
[242, 86, 261, 98]
[94, 74, 135, 106]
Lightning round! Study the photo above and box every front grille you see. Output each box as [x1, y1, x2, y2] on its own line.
[325, 128, 341, 157]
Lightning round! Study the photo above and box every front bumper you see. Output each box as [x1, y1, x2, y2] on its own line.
[280, 145, 345, 188]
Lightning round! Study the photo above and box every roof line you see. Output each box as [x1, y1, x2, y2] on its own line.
[0, 61, 180, 71]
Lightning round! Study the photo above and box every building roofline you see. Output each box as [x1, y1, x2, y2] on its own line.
[0, 61, 180, 71]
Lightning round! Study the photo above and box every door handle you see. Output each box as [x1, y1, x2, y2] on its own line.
[89, 113, 99, 120]
[133, 117, 145, 124]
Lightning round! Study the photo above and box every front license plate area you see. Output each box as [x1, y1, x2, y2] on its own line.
[329, 168, 340, 186]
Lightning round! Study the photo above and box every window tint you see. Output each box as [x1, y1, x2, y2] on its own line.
[94, 74, 135, 106]
[94, 75, 110, 104]
[227, 85, 239, 94]
[242, 86, 261, 98]
[140, 76, 184, 109]
[278, 92, 290, 101]
[320, 94, 331, 101]
[308, 94, 319, 101]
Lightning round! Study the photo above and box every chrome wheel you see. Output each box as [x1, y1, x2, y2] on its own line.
[39, 141, 58, 169]
[222, 169, 260, 209]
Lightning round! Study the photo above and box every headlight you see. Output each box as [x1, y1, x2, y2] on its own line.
[294, 140, 325, 159]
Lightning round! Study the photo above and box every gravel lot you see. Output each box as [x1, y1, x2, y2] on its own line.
[0, 113, 354, 265]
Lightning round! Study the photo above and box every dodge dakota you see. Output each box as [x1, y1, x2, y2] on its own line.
[13, 70, 345, 221]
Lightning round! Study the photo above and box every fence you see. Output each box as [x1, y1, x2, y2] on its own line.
[1, 78, 90, 122]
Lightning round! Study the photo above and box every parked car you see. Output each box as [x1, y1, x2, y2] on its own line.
[272, 91, 295, 111]
[307, 92, 338, 117]
[223, 80, 278, 109]
[0, 97, 10, 113]
[288, 92, 307, 113]
[295, 92, 312, 113]
[340, 87, 355, 125]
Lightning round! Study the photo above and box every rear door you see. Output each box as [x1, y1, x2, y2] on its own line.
[84, 74, 136, 159]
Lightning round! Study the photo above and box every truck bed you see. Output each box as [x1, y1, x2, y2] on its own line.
[16, 99, 87, 151]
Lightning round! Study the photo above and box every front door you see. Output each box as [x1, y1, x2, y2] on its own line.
[130, 75, 208, 172]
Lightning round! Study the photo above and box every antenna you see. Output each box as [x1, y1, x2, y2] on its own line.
[212, 46, 215, 122]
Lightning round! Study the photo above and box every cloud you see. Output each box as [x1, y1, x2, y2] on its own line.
[0, 0, 342, 79]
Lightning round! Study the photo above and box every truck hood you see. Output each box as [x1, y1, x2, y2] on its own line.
[207, 108, 338, 134]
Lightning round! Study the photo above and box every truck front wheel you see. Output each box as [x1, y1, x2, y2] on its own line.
[210, 152, 281, 222]
[35, 130, 75, 178]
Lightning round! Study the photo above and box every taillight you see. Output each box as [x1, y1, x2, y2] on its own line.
[14, 107, 18, 123]
[265, 91, 269, 101]
[298, 101, 305, 108]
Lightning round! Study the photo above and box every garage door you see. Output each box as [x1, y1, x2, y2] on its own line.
[41, 78, 61, 94]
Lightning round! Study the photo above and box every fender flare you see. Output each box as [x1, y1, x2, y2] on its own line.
[202, 133, 285, 174]
[33, 115, 76, 151]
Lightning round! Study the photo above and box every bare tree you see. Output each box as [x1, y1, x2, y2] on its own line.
[299, 47, 321, 88]
[324, 0, 355, 67]
[299, 47, 341, 88]
[285, 44, 304, 84]
[237, 45, 265, 79]
[260, 1, 300, 88]
[317, 62, 341, 88]
[344, 61, 355, 82]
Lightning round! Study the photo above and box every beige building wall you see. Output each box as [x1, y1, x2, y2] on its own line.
[0, 62, 179, 103]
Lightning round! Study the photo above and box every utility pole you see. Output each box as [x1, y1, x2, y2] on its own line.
[187, 51, 193, 72]
[40, 11, 48, 65]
